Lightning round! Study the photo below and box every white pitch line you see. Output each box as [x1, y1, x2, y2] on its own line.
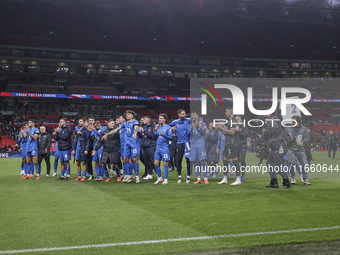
[1, 226, 339, 254]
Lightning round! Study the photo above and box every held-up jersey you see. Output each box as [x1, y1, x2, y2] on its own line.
[26, 127, 39, 152]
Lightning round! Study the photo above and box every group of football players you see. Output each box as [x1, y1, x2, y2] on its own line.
[17, 107, 313, 188]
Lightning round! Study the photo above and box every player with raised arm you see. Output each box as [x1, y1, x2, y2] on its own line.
[92, 119, 120, 182]
[169, 109, 191, 184]
[190, 113, 209, 184]
[22, 120, 40, 180]
[153, 114, 172, 184]
[102, 110, 140, 183]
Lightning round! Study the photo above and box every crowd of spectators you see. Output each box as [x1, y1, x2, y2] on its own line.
[1, 100, 120, 120]
[0, 118, 17, 138]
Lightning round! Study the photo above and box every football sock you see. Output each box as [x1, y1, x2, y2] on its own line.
[54, 158, 58, 172]
[133, 163, 139, 176]
[155, 165, 162, 178]
[164, 165, 169, 179]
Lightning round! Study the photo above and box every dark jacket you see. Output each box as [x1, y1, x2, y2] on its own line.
[234, 125, 249, 149]
[138, 122, 156, 149]
[328, 134, 338, 146]
[205, 129, 219, 162]
[262, 120, 284, 150]
[38, 132, 52, 154]
[56, 125, 72, 151]
[94, 127, 120, 153]
[73, 126, 91, 152]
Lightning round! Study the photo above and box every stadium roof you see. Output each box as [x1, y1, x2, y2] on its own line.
[11, 0, 340, 24]
[41, 0, 337, 24]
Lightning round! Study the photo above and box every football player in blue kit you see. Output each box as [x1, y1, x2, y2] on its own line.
[73, 118, 91, 181]
[169, 109, 191, 184]
[52, 127, 67, 177]
[190, 113, 209, 184]
[102, 110, 140, 183]
[18, 122, 28, 177]
[22, 120, 40, 180]
[153, 113, 172, 185]
[91, 120, 107, 181]
[55, 118, 73, 181]
[116, 115, 127, 179]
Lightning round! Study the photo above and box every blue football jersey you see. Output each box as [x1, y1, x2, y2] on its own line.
[190, 121, 206, 147]
[18, 131, 28, 150]
[154, 124, 172, 150]
[26, 127, 39, 152]
[169, 118, 190, 144]
[92, 126, 107, 148]
[120, 120, 139, 144]
[119, 126, 126, 146]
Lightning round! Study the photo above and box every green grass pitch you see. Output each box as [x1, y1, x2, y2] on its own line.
[0, 151, 339, 254]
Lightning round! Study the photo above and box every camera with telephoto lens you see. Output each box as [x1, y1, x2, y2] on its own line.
[254, 137, 269, 159]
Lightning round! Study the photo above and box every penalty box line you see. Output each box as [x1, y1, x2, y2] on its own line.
[1, 226, 340, 254]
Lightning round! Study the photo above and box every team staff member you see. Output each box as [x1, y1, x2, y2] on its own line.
[55, 118, 73, 181]
[328, 130, 338, 159]
[92, 119, 121, 182]
[38, 126, 52, 177]
[263, 112, 290, 188]
[138, 116, 156, 180]
[169, 109, 191, 184]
